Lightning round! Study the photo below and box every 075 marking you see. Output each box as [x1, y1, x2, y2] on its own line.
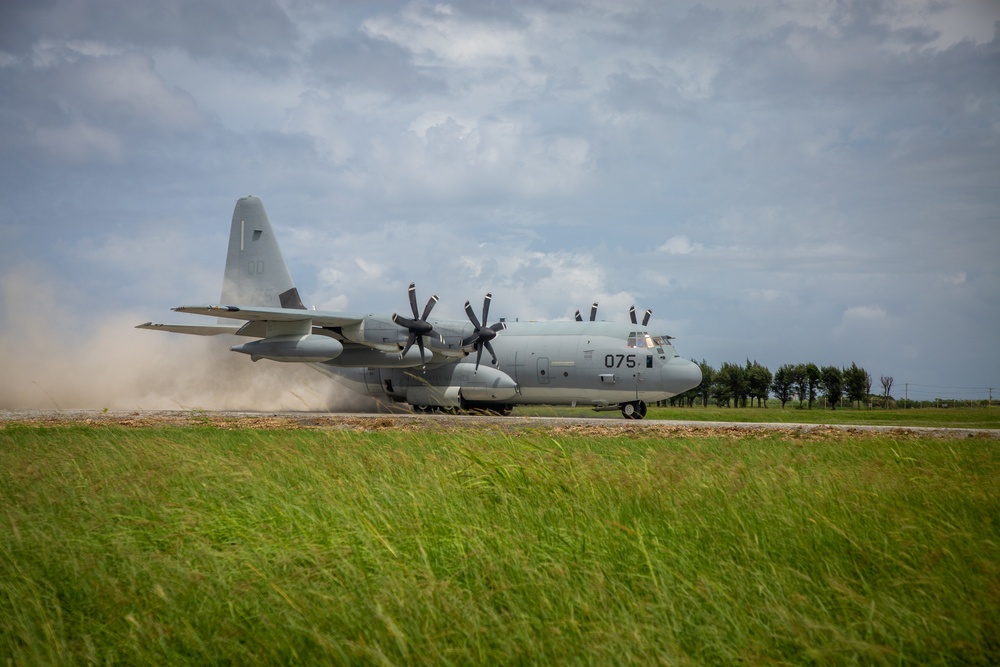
[604, 354, 636, 369]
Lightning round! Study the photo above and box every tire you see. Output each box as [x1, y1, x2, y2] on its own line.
[621, 401, 647, 420]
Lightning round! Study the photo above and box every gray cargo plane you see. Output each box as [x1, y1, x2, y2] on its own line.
[138, 196, 702, 418]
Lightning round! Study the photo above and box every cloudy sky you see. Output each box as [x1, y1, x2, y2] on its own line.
[1, 0, 998, 409]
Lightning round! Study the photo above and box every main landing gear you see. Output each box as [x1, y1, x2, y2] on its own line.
[621, 400, 648, 420]
[411, 404, 513, 416]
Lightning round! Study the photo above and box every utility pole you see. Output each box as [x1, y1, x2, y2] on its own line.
[905, 383, 908, 408]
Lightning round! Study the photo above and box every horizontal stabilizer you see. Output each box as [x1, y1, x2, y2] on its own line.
[135, 322, 242, 336]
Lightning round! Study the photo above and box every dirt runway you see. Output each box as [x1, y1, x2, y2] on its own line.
[2, 409, 997, 439]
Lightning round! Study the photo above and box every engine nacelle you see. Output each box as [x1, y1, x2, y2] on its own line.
[231, 334, 344, 362]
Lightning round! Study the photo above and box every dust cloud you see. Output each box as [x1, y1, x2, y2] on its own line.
[0, 266, 379, 412]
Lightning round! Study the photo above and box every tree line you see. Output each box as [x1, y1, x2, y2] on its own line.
[669, 360, 897, 409]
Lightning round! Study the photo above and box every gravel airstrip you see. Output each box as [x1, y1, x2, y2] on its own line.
[2, 409, 998, 439]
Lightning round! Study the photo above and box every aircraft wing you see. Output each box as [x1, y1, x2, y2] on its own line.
[171, 305, 364, 328]
[135, 322, 243, 336]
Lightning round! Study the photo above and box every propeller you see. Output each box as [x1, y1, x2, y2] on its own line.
[629, 305, 653, 327]
[574, 302, 599, 322]
[462, 293, 507, 370]
[391, 282, 443, 364]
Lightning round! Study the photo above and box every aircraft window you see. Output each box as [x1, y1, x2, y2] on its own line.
[628, 331, 652, 349]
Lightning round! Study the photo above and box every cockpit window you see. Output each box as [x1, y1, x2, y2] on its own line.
[627, 331, 662, 349]
[628, 331, 675, 354]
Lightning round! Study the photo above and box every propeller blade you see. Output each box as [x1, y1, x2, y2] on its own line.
[642, 309, 652, 326]
[407, 282, 419, 319]
[629, 305, 637, 324]
[590, 303, 599, 322]
[481, 293, 492, 328]
[464, 293, 504, 369]
[399, 332, 416, 359]
[392, 313, 414, 329]
[420, 294, 439, 322]
[484, 340, 498, 366]
[464, 300, 481, 330]
[575, 310, 583, 322]
[395, 283, 439, 363]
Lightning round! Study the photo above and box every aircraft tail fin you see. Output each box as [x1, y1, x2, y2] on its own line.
[220, 196, 306, 309]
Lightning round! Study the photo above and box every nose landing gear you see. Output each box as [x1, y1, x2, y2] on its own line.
[621, 400, 647, 420]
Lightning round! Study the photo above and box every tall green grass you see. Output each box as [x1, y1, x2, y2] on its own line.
[2, 424, 998, 664]
[522, 405, 1000, 429]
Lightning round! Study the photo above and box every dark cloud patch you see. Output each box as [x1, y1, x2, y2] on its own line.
[600, 72, 686, 117]
[308, 32, 445, 98]
[0, 0, 297, 72]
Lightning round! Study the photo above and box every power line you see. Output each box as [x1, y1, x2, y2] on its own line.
[905, 383, 996, 391]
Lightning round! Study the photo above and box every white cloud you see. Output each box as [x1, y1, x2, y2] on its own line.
[371, 113, 593, 200]
[658, 236, 701, 255]
[834, 305, 894, 339]
[72, 52, 205, 131]
[362, 3, 531, 67]
[874, 0, 1000, 51]
[940, 271, 967, 287]
[842, 305, 889, 323]
[32, 121, 124, 163]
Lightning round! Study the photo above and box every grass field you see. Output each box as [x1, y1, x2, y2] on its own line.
[520, 404, 1000, 429]
[2, 421, 998, 664]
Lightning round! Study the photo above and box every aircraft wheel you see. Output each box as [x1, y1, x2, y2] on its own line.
[412, 405, 430, 414]
[621, 401, 647, 420]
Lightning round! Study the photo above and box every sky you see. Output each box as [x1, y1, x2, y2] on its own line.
[1, 0, 998, 409]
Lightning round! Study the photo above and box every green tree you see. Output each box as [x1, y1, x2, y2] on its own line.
[864, 369, 873, 409]
[771, 364, 795, 408]
[791, 364, 808, 407]
[697, 360, 715, 407]
[843, 362, 869, 409]
[804, 363, 821, 408]
[821, 365, 844, 410]
[713, 362, 746, 407]
[745, 359, 772, 407]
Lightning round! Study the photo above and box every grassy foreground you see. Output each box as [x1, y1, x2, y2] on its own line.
[518, 405, 1000, 429]
[1, 424, 998, 665]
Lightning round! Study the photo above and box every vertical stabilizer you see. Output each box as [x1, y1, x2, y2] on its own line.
[220, 196, 306, 309]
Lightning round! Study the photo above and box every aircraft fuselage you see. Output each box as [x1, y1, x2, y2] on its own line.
[314, 319, 702, 415]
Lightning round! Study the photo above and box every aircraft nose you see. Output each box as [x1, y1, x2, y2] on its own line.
[661, 357, 702, 395]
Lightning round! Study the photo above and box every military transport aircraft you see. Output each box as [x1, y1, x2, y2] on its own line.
[138, 196, 702, 418]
